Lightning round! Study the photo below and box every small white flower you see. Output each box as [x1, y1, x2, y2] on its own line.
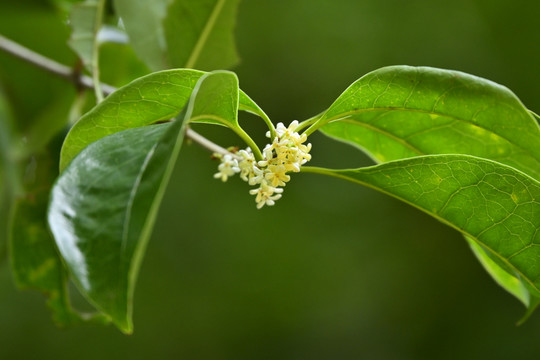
[249, 181, 284, 209]
[265, 164, 290, 187]
[213, 154, 240, 182]
[237, 149, 256, 181]
[248, 165, 265, 185]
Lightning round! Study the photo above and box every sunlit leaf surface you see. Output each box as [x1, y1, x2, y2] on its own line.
[315, 66, 540, 178]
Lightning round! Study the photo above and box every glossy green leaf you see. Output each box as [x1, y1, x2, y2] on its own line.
[50, 121, 179, 333]
[312, 66, 540, 179]
[68, 0, 106, 72]
[59, 69, 269, 171]
[164, 0, 240, 70]
[113, 0, 170, 70]
[310, 65, 540, 311]
[304, 155, 540, 300]
[48, 72, 233, 333]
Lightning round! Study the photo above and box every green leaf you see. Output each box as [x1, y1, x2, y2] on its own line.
[48, 72, 233, 333]
[310, 66, 540, 310]
[49, 121, 179, 333]
[68, 0, 106, 72]
[304, 155, 540, 303]
[113, 0, 171, 71]
[312, 66, 540, 179]
[60, 69, 269, 171]
[164, 0, 241, 70]
[188, 70, 239, 126]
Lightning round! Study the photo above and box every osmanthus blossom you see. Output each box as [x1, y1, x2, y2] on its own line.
[213, 154, 240, 182]
[213, 121, 312, 208]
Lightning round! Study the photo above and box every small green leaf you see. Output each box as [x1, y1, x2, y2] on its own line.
[68, 0, 106, 72]
[188, 70, 239, 127]
[187, 70, 263, 157]
[164, 0, 240, 70]
[304, 155, 540, 301]
[113, 0, 171, 70]
[312, 66, 540, 179]
[48, 72, 231, 333]
[60, 69, 268, 171]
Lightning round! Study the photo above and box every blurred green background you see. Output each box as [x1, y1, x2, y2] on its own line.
[1, 0, 540, 359]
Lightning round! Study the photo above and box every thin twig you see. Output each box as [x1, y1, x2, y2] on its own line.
[0, 34, 116, 95]
[185, 128, 231, 156]
[0, 34, 230, 155]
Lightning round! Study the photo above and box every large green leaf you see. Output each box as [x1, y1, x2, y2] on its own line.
[48, 71, 237, 333]
[309, 66, 540, 310]
[50, 123, 175, 333]
[113, 0, 170, 71]
[59, 69, 269, 171]
[311, 66, 540, 179]
[303, 155, 540, 300]
[164, 0, 240, 70]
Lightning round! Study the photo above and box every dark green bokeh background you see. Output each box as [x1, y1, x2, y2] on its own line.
[1, 0, 540, 359]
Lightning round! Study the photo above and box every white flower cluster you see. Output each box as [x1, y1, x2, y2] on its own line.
[214, 121, 312, 209]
